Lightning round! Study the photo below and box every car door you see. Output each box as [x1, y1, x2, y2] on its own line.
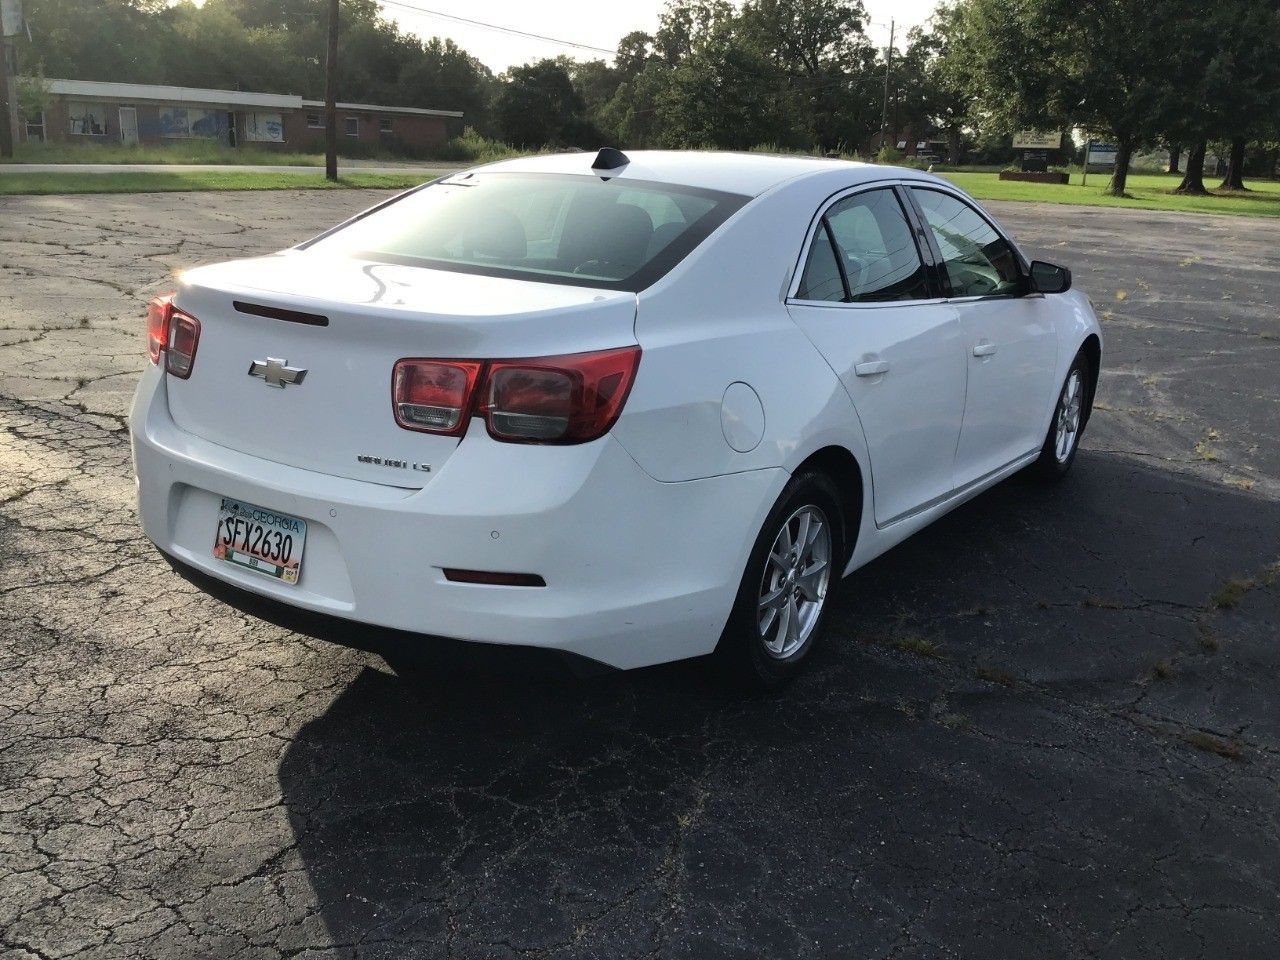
[787, 185, 966, 527]
[908, 187, 1059, 488]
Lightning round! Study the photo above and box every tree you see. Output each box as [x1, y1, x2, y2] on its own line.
[19, 0, 171, 83]
[898, 3, 971, 163]
[739, 0, 879, 150]
[493, 60, 589, 148]
[955, 0, 1198, 196]
[1157, 0, 1280, 193]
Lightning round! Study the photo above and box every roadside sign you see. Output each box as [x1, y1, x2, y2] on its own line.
[1087, 143, 1119, 167]
[1013, 130, 1063, 150]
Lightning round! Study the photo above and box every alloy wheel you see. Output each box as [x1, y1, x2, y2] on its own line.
[1054, 369, 1084, 463]
[757, 504, 832, 659]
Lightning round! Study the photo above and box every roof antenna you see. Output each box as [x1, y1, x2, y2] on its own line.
[591, 147, 630, 171]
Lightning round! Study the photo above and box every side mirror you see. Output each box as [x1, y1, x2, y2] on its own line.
[1029, 260, 1072, 294]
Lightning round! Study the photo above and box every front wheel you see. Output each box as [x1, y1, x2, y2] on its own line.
[1029, 351, 1091, 481]
[714, 472, 847, 691]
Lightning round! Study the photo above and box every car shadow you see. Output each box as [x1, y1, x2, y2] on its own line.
[271, 452, 1280, 958]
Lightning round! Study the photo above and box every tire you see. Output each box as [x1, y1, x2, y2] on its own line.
[714, 471, 847, 691]
[1029, 349, 1091, 481]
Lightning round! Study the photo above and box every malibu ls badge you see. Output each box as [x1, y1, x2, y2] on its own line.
[357, 454, 432, 473]
[248, 357, 307, 388]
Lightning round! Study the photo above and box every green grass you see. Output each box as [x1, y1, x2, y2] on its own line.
[7, 140, 350, 166]
[3, 128, 524, 166]
[941, 171, 1280, 218]
[0, 170, 435, 195]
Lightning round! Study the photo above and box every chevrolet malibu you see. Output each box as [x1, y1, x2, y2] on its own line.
[130, 150, 1101, 688]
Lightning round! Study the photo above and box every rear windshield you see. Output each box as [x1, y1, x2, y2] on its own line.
[301, 172, 750, 292]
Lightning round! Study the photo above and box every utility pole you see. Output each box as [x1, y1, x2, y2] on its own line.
[0, 41, 13, 159]
[879, 18, 894, 155]
[0, 0, 20, 159]
[324, 0, 338, 181]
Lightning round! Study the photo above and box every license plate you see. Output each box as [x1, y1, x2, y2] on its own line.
[212, 498, 307, 584]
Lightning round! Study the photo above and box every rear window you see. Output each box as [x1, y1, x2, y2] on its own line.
[302, 172, 750, 292]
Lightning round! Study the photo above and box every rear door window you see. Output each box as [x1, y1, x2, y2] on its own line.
[824, 189, 930, 302]
[795, 188, 930, 303]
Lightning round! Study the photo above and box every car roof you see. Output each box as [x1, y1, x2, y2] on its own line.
[472, 150, 944, 198]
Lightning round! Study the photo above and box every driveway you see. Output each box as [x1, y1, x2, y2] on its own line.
[1, 192, 1278, 959]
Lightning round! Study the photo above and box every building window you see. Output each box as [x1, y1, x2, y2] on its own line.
[68, 101, 107, 136]
[25, 112, 46, 143]
[345, 117, 359, 138]
[378, 117, 393, 135]
[307, 113, 324, 129]
[158, 106, 223, 139]
[244, 112, 284, 142]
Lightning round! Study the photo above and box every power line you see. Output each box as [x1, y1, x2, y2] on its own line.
[377, 0, 617, 56]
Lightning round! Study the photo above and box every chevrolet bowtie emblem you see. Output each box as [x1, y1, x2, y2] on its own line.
[248, 357, 307, 388]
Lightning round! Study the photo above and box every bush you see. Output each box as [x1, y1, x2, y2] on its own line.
[875, 145, 903, 165]
[427, 127, 524, 163]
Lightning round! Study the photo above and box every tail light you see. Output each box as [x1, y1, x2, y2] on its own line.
[145, 293, 202, 379]
[146, 294, 173, 364]
[166, 311, 201, 379]
[391, 346, 641, 445]
[392, 360, 483, 435]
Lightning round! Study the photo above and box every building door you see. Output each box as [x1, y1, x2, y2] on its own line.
[119, 107, 139, 145]
[226, 112, 236, 147]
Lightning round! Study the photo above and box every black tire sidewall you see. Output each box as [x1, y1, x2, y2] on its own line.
[716, 471, 847, 690]
[1034, 351, 1090, 480]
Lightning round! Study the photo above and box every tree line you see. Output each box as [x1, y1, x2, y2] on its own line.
[17, 0, 1280, 194]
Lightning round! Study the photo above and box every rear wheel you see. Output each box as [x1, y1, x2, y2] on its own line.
[715, 472, 846, 691]
[1030, 350, 1090, 480]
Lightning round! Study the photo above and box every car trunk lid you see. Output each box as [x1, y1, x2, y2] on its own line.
[165, 253, 638, 488]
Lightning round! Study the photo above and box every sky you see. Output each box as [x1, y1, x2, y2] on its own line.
[377, 0, 942, 73]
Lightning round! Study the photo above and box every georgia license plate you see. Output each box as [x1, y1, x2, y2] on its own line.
[212, 498, 307, 584]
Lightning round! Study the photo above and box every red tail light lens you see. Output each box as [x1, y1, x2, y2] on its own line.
[390, 347, 642, 444]
[146, 294, 173, 364]
[166, 310, 201, 379]
[481, 347, 641, 444]
[392, 359, 483, 435]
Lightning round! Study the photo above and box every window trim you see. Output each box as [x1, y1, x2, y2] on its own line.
[902, 185, 1033, 303]
[306, 113, 324, 129]
[378, 117, 393, 134]
[787, 180, 946, 308]
[344, 116, 359, 138]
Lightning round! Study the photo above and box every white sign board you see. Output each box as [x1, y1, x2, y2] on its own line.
[1087, 143, 1118, 167]
[1, 0, 21, 37]
[1013, 130, 1063, 150]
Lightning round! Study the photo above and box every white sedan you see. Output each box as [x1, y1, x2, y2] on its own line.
[130, 150, 1101, 688]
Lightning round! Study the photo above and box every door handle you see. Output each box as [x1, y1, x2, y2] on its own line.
[854, 360, 891, 377]
[972, 341, 998, 358]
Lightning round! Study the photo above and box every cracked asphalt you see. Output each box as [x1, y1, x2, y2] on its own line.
[1, 190, 1278, 959]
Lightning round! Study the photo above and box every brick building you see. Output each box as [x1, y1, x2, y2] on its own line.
[20, 78, 462, 155]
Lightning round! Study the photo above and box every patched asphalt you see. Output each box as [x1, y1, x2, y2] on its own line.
[1, 191, 1277, 959]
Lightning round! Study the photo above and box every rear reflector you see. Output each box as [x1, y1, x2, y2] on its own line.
[442, 568, 546, 587]
[392, 359, 483, 435]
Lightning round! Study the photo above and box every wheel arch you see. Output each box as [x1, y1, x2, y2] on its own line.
[1079, 333, 1102, 428]
[793, 445, 864, 565]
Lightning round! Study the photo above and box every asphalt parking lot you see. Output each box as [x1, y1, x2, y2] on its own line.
[1, 190, 1278, 959]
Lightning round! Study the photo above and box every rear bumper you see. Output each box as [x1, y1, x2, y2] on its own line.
[129, 365, 785, 670]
